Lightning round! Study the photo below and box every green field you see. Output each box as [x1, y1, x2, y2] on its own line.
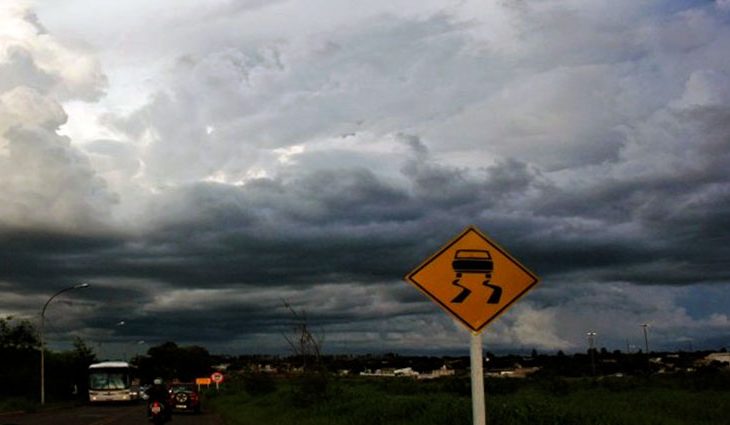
[206, 372, 730, 425]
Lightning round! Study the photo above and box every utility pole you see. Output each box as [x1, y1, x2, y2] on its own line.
[641, 324, 650, 355]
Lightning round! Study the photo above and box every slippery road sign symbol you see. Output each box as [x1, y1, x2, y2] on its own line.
[404, 226, 539, 333]
[450, 249, 502, 304]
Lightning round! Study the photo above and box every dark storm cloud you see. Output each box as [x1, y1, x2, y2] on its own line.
[5, 0, 730, 354]
[9, 128, 729, 295]
[1, 156, 545, 297]
[96, 281, 441, 353]
[0, 227, 123, 287]
[4, 120, 729, 352]
[94, 158, 548, 289]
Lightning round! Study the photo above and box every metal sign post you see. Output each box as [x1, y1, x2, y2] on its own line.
[211, 372, 224, 391]
[404, 226, 539, 425]
[470, 332, 486, 425]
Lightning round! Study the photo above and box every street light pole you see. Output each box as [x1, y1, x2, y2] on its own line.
[40, 283, 89, 405]
[641, 324, 650, 355]
[587, 331, 597, 377]
[115, 320, 129, 361]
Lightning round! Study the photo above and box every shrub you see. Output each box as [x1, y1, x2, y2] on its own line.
[289, 370, 329, 407]
[243, 371, 277, 396]
[437, 376, 471, 396]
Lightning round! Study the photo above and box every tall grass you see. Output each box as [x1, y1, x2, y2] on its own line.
[207, 373, 730, 425]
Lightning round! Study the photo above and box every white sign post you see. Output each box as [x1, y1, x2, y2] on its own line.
[470, 333, 486, 425]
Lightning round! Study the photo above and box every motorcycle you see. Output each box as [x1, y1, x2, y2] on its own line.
[149, 400, 169, 424]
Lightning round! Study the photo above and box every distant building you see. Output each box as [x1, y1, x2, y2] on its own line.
[394, 367, 419, 377]
[249, 363, 278, 373]
[699, 352, 730, 367]
[360, 367, 419, 378]
[422, 365, 456, 379]
[486, 366, 540, 378]
[262, 364, 278, 373]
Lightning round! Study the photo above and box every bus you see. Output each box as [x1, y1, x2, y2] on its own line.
[88, 361, 141, 403]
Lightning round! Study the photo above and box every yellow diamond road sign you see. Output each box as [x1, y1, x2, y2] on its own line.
[405, 226, 539, 333]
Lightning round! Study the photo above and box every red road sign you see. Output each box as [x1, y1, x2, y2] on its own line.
[210, 372, 224, 383]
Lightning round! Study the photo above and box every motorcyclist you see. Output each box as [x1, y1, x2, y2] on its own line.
[146, 378, 172, 420]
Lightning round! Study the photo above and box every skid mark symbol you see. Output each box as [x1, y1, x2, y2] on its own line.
[450, 249, 502, 304]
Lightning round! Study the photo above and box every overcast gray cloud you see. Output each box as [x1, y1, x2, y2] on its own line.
[1, 0, 729, 356]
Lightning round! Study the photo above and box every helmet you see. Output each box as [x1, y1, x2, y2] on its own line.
[153, 378, 162, 385]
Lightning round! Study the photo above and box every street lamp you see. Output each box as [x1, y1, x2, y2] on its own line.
[587, 331, 597, 376]
[114, 320, 138, 361]
[132, 339, 147, 360]
[40, 283, 89, 405]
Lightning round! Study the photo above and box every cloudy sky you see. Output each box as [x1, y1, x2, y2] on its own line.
[1, 0, 729, 358]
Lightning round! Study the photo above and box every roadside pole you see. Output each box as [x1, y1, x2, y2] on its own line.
[470, 332, 486, 425]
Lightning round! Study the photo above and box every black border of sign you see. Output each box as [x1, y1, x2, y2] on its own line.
[404, 225, 540, 334]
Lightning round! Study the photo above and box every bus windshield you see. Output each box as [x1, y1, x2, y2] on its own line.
[89, 368, 129, 390]
[88, 362, 140, 403]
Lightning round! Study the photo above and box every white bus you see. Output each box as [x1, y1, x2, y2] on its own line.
[88, 361, 141, 403]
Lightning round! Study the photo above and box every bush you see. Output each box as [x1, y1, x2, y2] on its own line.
[289, 371, 329, 407]
[0, 397, 38, 413]
[485, 377, 523, 395]
[436, 376, 471, 396]
[535, 376, 574, 396]
[243, 371, 277, 396]
[682, 367, 730, 391]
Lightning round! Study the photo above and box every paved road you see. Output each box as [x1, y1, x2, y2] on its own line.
[0, 404, 222, 425]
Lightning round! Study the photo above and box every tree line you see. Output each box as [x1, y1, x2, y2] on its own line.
[1, 317, 213, 405]
[1, 316, 95, 403]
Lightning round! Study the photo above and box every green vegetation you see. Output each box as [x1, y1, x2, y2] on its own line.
[0, 314, 213, 413]
[0, 397, 38, 414]
[3, 316, 728, 424]
[131, 341, 212, 383]
[207, 373, 730, 425]
[1, 317, 96, 409]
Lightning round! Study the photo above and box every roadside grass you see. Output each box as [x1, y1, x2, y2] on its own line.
[0, 397, 37, 414]
[0, 398, 85, 414]
[489, 386, 730, 425]
[208, 379, 470, 425]
[207, 374, 730, 425]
